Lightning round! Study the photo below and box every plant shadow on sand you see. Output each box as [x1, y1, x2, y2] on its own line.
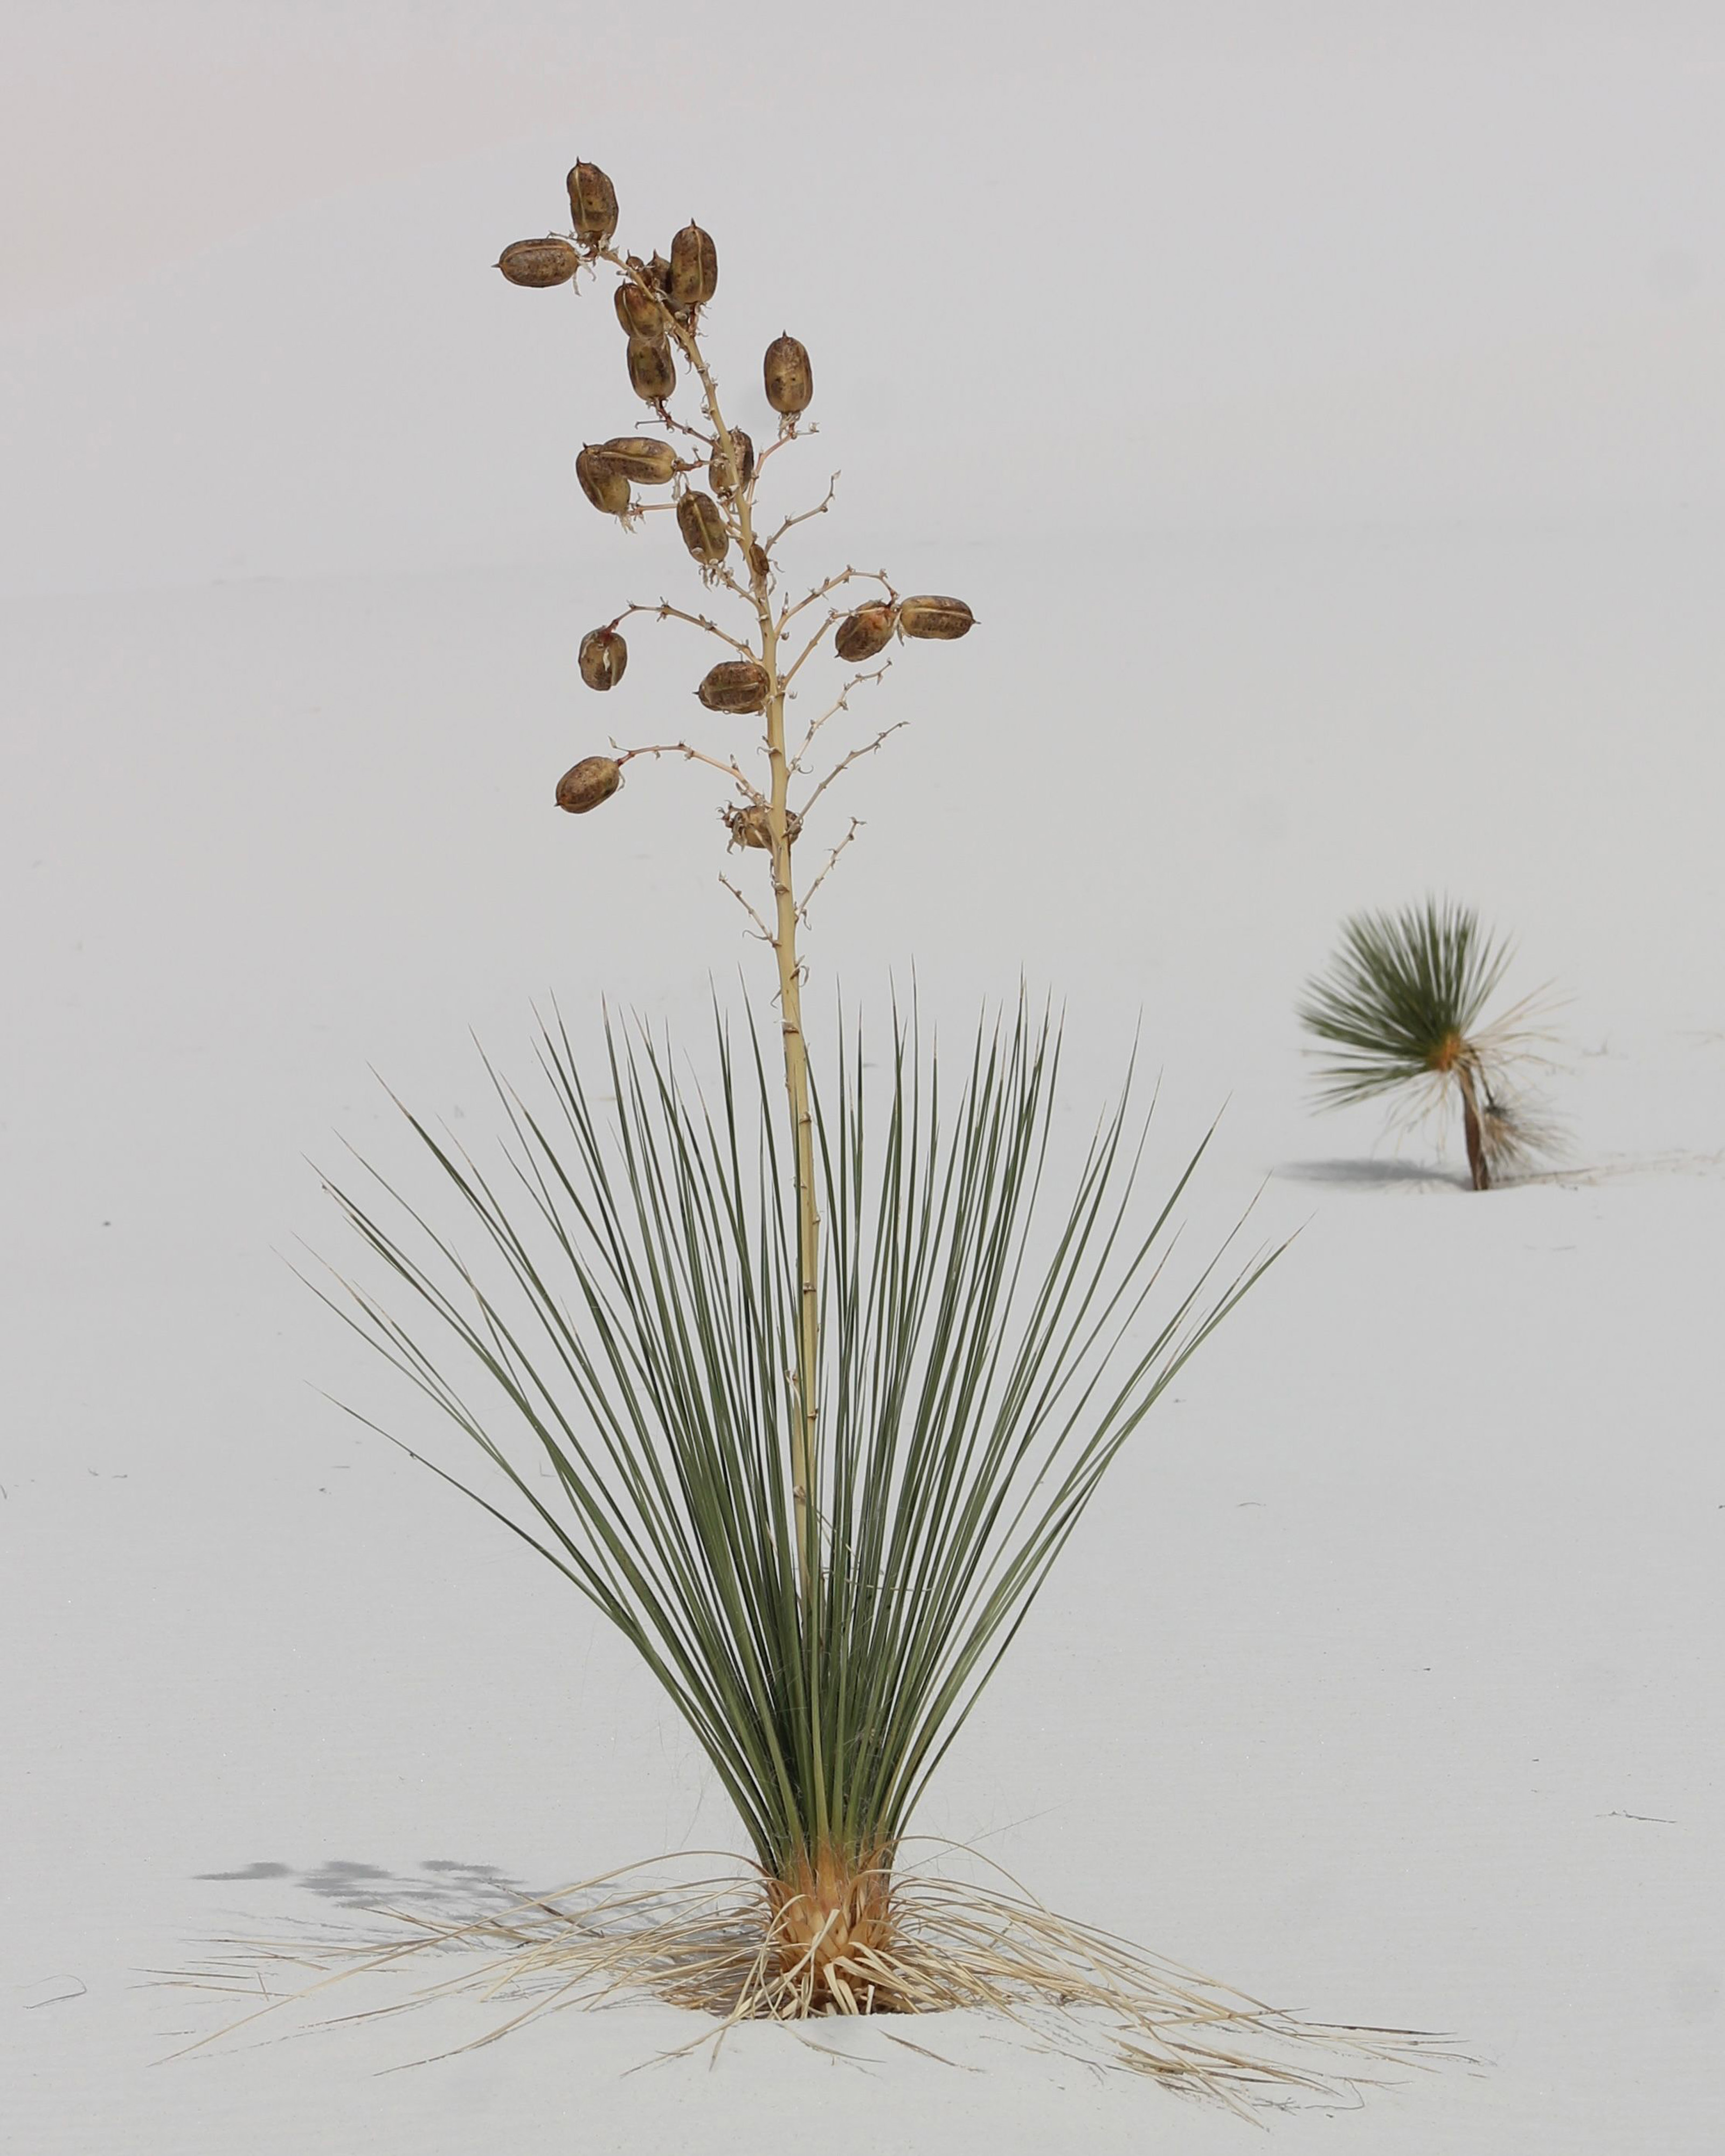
[1273, 1156, 1464, 1190]
[1276, 1149, 1725, 1192]
[192, 1857, 533, 1915]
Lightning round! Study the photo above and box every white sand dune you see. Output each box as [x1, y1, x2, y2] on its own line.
[4, 8, 1723, 2151]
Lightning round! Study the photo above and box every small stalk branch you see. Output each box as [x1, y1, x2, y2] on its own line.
[756, 425, 815, 478]
[778, 565, 895, 639]
[765, 474, 841, 553]
[615, 742, 765, 803]
[711, 563, 761, 611]
[798, 819, 863, 918]
[799, 719, 906, 814]
[790, 662, 893, 773]
[719, 874, 776, 944]
[616, 600, 755, 657]
[656, 409, 717, 452]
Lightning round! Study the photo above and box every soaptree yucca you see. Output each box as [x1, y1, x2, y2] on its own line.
[246, 162, 1445, 2104]
[1298, 899, 1557, 1188]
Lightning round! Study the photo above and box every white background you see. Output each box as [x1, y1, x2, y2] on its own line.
[4, 4, 1722, 2150]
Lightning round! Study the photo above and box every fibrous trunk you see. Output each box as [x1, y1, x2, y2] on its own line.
[764, 1842, 907, 2014]
[1456, 1062, 1490, 1191]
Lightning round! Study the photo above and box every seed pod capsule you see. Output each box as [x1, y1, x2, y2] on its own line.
[676, 490, 729, 566]
[575, 447, 631, 517]
[593, 436, 679, 484]
[763, 333, 813, 416]
[668, 222, 719, 308]
[626, 336, 676, 402]
[578, 628, 628, 691]
[834, 604, 897, 661]
[725, 803, 801, 849]
[646, 253, 673, 295]
[566, 162, 618, 246]
[496, 237, 581, 288]
[708, 427, 755, 496]
[897, 595, 976, 640]
[556, 756, 623, 813]
[614, 279, 664, 337]
[697, 660, 771, 713]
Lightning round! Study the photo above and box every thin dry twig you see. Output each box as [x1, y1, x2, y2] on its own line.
[799, 721, 906, 814]
[778, 565, 893, 638]
[614, 742, 764, 803]
[755, 425, 814, 478]
[711, 562, 761, 612]
[798, 820, 863, 917]
[789, 661, 893, 771]
[655, 408, 717, 453]
[615, 599, 755, 658]
[719, 875, 776, 945]
[765, 473, 840, 553]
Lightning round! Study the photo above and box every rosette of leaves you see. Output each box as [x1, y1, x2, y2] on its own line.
[322, 1000, 1273, 2025]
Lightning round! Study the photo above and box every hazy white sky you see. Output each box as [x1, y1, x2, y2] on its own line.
[4, 3, 1722, 590]
[8, 4, 1722, 319]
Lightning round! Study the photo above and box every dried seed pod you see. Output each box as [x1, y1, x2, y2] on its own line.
[575, 446, 631, 517]
[897, 595, 976, 640]
[496, 237, 581, 288]
[626, 335, 676, 402]
[614, 279, 664, 337]
[746, 542, 771, 583]
[696, 660, 771, 713]
[556, 756, 622, 813]
[763, 333, 814, 416]
[578, 627, 628, 691]
[645, 253, 673, 295]
[566, 162, 618, 246]
[834, 604, 897, 661]
[708, 427, 755, 496]
[676, 490, 729, 566]
[725, 803, 801, 849]
[668, 222, 719, 308]
[592, 436, 679, 485]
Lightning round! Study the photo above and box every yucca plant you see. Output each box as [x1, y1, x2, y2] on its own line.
[1298, 899, 1557, 1188]
[320, 1003, 1281, 2047]
[226, 162, 1444, 2103]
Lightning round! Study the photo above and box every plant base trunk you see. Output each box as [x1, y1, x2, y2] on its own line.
[1456, 1066, 1491, 1191]
[765, 1842, 906, 2014]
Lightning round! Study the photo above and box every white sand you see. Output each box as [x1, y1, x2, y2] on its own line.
[4, 10, 1723, 2150]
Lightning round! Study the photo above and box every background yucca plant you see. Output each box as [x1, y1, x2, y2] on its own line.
[1297, 898, 1556, 1189]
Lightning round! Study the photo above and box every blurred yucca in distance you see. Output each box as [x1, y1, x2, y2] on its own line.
[301, 160, 1439, 2099]
[1298, 899, 1558, 1188]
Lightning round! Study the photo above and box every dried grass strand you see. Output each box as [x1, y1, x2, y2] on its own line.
[164, 1843, 1462, 2113]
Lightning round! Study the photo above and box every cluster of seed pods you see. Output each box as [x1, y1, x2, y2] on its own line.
[496, 164, 813, 531]
[829, 596, 976, 653]
[495, 161, 972, 825]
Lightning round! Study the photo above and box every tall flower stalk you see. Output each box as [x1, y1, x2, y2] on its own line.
[497, 164, 1191, 1987]
[522, 171, 973, 1603]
